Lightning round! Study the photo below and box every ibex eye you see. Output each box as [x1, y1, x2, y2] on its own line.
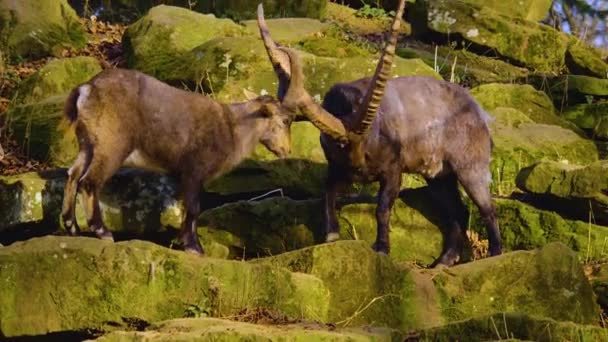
[282, 118, 290, 125]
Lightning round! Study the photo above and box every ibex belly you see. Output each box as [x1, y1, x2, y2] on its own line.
[123, 149, 167, 173]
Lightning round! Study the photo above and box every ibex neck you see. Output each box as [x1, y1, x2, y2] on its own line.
[224, 102, 269, 166]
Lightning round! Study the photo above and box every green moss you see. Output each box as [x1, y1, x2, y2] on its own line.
[123, 5, 247, 81]
[487, 106, 597, 195]
[0, 236, 330, 337]
[562, 101, 608, 138]
[97, 317, 398, 342]
[194, 0, 327, 20]
[470, 199, 608, 262]
[420, 312, 607, 341]
[16, 57, 102, 103]
[0, 0, 87, 59]
[432, 243, 599, 325]
[298, 35, 371, 58]
[566, 40, 608, 78]
[0, 172, 48, 231]
[198, 198, 325, 259]
[242, 18, 330, 43]
[326, 2, 411, 35]
[256, 241, 420, 330]
[6, 95, 77, 166]
[470, 83, 573, 128]
[516, 160, 608, 198]
[411, 0, 569, 74]
[459, 0, 552, 21]
[565, 75, 608, 96]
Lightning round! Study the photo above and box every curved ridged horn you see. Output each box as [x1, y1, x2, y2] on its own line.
[257, 3, 291, 101]
[257, 3, 349, 143]
[279, 47, 348, 143]
[351, 0, 406, 137]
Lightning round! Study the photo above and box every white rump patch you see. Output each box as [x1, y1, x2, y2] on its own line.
[77, 84, 92, 110]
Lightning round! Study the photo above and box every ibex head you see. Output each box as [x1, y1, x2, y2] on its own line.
[252, 94, 294, 158]
[257, 0, 406, 168]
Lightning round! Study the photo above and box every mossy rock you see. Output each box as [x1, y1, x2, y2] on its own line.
[431, 242, 599, 325]
[409, 0, 569, 74]
[589, 262, 608, 315]
[0, 236, 330, 338]
[563, 75, 608, 97]
[470, 83, 575, 129]
[325, 2, 411, 35]
[487, 107, 597, 195]
[123, 5, 247, 81]
[515, 160, 608, 226]
[566, 40, 608, 78]
[517, 160, 608, 199]
[15, 56, 102, 104]
[397, 45, 529, 87]
[255, 240, 422, 330]
[0, 0, 87, 59]
[470, 198, 608, 262]
[257, 242, 600, 330]
[242, 17, 330, 43]
[210, 43, 441, 102]
[458, 0, 552, 21]
[193, 0, 327, 20]
[206, 121, 329, 197]
[562, 101, 608, 138]
[419, 312, 607, 341]
[6, 95, 77, 166]
[96, 317, 399, 342]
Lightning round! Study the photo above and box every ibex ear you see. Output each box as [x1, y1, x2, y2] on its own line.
[243, 89, 258, 101]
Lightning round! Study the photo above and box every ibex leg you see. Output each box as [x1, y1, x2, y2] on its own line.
[457, 166, 502, 257]
[324, 166, 350, 243]
[177, 174, 204, 255]
[427, 174, 469, 267]
[373, 172, 401, 254]
[61, 150, 91, 236]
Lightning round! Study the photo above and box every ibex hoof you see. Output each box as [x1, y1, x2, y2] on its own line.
[184, 245, 205, 257]
[371, 241, 389, 255]
[64, 222, 80, 236]
[325, 232, 340, 243]
[431, 250, 460, 268]
[95, 228, 114, 242]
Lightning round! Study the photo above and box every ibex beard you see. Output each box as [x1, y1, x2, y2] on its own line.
[61, 68, 294, 255]
[257, 0, 501, 267]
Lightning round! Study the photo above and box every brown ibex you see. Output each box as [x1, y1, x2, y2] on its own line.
[61, 68, 294, 255]
[258, 0, 501, 266]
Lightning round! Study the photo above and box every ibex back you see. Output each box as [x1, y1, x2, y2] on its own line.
[62, 68, 294, 255]
[257, 0, 501, 267]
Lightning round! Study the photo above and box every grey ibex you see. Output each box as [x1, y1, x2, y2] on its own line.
[61, 68, 295, 255]
[258, 0, 501, 266]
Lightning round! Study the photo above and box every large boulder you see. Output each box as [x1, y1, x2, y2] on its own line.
[0, 236, 330, 338]
[408, 0, 569, 74]
[257, 242, 600, 330]
[122, 5, 247, 81]
[457, 0, 552, 21]
[486, 106, 597, 195]
[397, 46, 529, 87]
[7, 95, 77, 166]
[96, 318, 397, 341]
[109, 0, 327, 20]
[7, 57, 102, 166]
[515, 160, 608, 226]
[14, 56, 101, 103]
[470, 198, 608, 262]
[0, 0, 87, 58]
[420, 313, 606, 341]
[562, 101, 608, 138]
[470, 83, 578, 130]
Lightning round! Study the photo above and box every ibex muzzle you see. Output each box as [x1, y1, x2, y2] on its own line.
[258, 0, 501, 267]
[61, 68, 295, 255]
